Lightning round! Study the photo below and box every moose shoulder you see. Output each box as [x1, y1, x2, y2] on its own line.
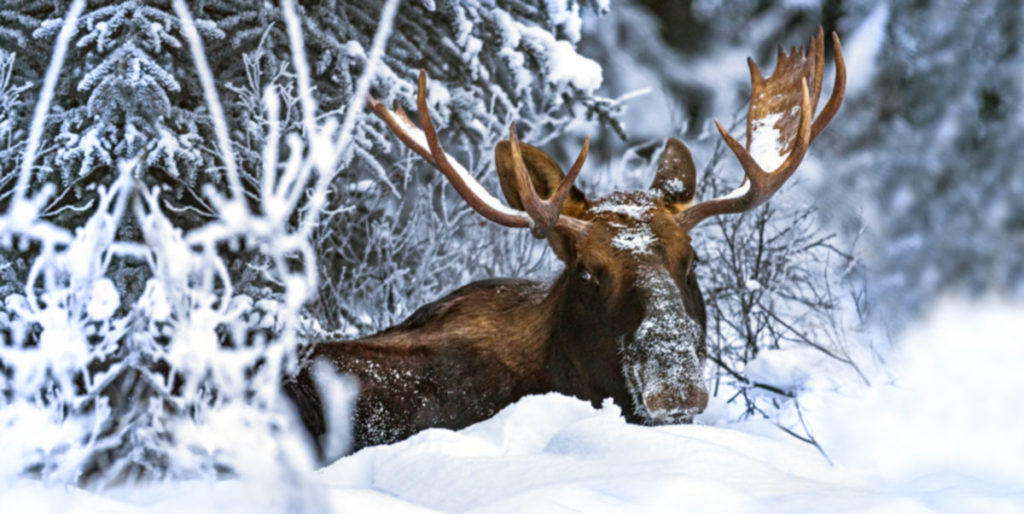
[284, 29, 846, 464]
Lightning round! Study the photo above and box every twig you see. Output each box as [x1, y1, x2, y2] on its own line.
[708, 354, 795, 398]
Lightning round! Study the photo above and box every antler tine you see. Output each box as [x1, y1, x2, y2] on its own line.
[677, 29, 843, 231]
[367, 70, 532, 230]
[367, 70, 591, 239]
[708, 77, 813, 205]
[417, 72, 461, 185]
[553, 136, 590, 229]
[507, 125, 550, 235]
[812, 31, 846, 141]
[507, 125, 592, 239]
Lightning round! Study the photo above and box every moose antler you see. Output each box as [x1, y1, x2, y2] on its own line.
[676, 27, 846, 230]
[367, 70, 591, 240]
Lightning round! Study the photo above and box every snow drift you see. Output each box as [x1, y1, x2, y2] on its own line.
[4, 298, 1023, 513]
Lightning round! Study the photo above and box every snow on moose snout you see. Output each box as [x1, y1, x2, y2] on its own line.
[621, 267, 708, 424]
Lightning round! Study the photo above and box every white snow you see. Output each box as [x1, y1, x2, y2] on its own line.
[748, 111, 786, 171]
[719, 178, 751, 201]
[86, 277, 119, 320]
[593, 197, 659, 254]
[5, 299, 1023, 513]
[661, 178, 687, 196]
[612, 226, 655, 254]
[591, 200, 651, 220]
[520, 24, 602, 91]
[543, 0, 583, 43]
[492, 10, 602, 93]
[742, 346, 832, 394]
[802, 299, 1024, 491]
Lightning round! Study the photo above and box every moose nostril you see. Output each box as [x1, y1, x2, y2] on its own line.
[642, 383, 709, 420]
[643, 388, 679, 413]
[684, 383, 709, 411]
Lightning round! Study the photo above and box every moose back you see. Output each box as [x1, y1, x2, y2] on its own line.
[284, 29, 845, 463]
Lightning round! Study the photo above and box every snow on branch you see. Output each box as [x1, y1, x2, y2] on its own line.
[13, 0, 83, 202]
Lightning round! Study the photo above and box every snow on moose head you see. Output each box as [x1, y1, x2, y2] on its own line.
[352, 28, 845, 434]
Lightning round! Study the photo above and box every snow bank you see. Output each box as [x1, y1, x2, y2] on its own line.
[803, 298, 1024, 496]
[320, 394, 881, 514]
[4, 299, 1023, 513]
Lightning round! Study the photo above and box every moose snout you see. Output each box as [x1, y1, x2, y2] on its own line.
[642, 382, 708, 423]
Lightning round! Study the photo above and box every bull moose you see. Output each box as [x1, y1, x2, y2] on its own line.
[284, 28, 845, 463]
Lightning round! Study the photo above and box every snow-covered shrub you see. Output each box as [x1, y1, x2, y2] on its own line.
[691, 143, 869, 448]
[0, 0, 116, 484]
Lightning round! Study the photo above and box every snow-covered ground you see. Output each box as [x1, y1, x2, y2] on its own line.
[3, 299, 1023, 513]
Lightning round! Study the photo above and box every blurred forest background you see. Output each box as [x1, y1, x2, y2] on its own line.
[0, 0, 1020, 487]
[580, 0, 1022, 335]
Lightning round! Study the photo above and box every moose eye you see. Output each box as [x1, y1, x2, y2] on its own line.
[578, 269, 593, 283]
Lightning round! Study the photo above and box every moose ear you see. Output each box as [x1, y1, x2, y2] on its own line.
[495, 141, 588, 217]
[495, 140, 589, 261]
[650, 138, 697, 211]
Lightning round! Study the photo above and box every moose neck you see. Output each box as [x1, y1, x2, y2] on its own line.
[540, 271, 636, 414]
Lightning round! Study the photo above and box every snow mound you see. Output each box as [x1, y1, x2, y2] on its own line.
[804, 298, 1024, 492]
[4, 300, 1024, 513]
[321, 394, 876, 514]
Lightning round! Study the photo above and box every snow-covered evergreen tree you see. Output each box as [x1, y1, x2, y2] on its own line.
[46, 1, 213, 183]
